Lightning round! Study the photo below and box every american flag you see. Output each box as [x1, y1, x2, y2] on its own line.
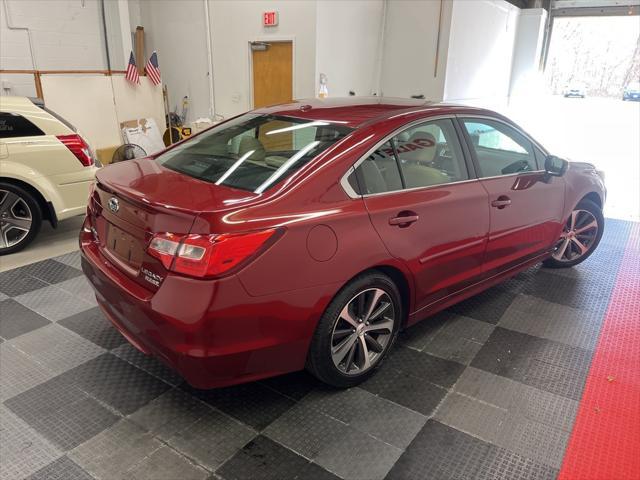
[125, 51, 140, 85]
[145, 51, 161, 86]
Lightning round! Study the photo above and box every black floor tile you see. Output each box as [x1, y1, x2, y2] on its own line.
[471, 327, 593, 400]
[59, 307, 127, 350]
[259, 370, 321, 401]
[447, 286, 518, 324]
[31, 396, 119, 450]
[362, 366, 448, 416]
[384, 345, 465, 389]
[0, 269, 48, 297]
[27, 456, 94, 480]
[216, 435, 338, 480]
[5, 374, 118, 451]
[184, 382, 295, 431]
[21, 259, 83, 284]
[60, 353, 171, 414]
[387, 420, 493, 480]
[0, 299, 51, 339]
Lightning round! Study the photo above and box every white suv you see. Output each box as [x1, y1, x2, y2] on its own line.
[0, 96, 98, 254]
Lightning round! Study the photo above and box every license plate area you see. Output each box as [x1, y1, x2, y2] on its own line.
[106, 223, 144, 269]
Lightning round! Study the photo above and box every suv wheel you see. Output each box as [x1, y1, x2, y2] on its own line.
[0, 182, 42, 255]
[307, 272, 402, 388]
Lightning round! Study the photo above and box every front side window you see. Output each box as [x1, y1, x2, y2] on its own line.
[462, 119, 537, 177]
[156, 114, 352, 193]
[0, 112, 44, 138]
[392, 119, 468, 188]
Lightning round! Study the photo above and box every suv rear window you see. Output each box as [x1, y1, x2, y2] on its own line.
[155, 114, 352, 193]
[0, 112, 44, 138]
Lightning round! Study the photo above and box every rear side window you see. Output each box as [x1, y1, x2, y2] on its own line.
[155, 114, 352, 193]
[0, 112, 44, 138]
[353, 141, 403, 195]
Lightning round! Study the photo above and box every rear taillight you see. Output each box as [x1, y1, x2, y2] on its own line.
[57, 134, 94, 167]
[147, 229, 279, 278]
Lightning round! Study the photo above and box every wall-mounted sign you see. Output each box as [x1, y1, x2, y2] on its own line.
[263, 11, 278, 27]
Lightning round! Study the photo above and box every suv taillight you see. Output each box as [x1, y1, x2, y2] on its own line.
[57, 134, 94, 167]
[147, 229, 279, 278]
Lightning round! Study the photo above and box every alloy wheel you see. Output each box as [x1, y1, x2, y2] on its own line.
[0, 189, 33, 249]
[331, 288, 396, 375]
[551, 209, 598, 263]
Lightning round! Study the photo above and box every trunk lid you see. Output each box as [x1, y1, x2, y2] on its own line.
[91, 158, 260, 290]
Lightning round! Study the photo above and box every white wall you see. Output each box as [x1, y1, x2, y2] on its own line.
[380, 0, 454, 101]
[315, 0, 384, 97]
[137, 0, 211, 122]
[444, 0, 520, 108]
[509, 8, 547, 100]
[208, 0, 317, 118]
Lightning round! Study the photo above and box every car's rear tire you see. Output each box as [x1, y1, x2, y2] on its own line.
[0, 182, 42, 255]
[543, 199, 603, 269]
[306, 271, 402, 388]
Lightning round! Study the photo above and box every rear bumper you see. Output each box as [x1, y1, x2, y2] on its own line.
[80, 229, 337, 389]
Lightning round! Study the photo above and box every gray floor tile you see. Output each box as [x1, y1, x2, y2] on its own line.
[56, 275, 97, 303]
[59, 307, 126, 350]
[399, 310, 453, 350]
[300, 387, 426, 449]
[447, 286, 518, 324]
[69, 419, 162, 480]
[500, 294, 601, 350]
[384, 345, 465, 388]
[54, 251, 82, 270]
[14, 284, 94, 322]
[166, 408, 256, 471]
[0, 298, 51, 339]
[0, 405, 62, 480]
[0, 343, 55, 402]
[478, 447, 558, 480]
[128, 445, 210, 480]
[435, 392, 508, 444]
[9, 324, 104, 376]
[314, 427, 403, 480]
[26, 455, 94, 480]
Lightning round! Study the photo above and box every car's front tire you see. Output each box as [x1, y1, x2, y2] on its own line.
[306, 271, 402, 388]
[543, 198, 604, 269]
[0, 182, 42, 255]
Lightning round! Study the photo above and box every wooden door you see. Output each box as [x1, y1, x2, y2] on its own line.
[251, 41, 293, 109]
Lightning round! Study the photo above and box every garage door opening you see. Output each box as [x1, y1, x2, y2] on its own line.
[510, 13, 639, 221]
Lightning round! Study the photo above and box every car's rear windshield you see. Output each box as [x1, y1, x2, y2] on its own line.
[155, 114, 353, 193]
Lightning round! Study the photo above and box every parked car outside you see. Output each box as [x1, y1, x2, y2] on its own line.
[622, 81, 640, 101]
[563, 84, 586, 98]
[1, 96, 98, 254]
[80, 97, 606, 389]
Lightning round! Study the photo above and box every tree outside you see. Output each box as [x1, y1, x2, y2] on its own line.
[546, 15, 640, 97]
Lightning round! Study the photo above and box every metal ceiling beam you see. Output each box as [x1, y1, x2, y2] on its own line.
[552, 0, 639, 16]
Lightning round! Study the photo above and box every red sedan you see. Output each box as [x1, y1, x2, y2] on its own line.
[80, 98, 606, 389]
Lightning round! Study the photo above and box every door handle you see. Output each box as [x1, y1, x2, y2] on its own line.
[389, 213, 419, 227]
[491, 196, 512, 209]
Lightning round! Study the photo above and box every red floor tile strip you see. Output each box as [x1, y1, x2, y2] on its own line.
[559, 224, 640, 480]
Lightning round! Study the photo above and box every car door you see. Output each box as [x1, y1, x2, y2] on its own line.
[349, 118, 490, 318]
[459, 117, 565, 276]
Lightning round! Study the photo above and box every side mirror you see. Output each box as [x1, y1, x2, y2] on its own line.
[545, 155, 568, 177]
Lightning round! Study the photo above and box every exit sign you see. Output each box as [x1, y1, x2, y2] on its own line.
[263, 11, 278, 27]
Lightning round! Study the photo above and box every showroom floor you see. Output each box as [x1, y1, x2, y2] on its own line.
[0, 218, 637, 480]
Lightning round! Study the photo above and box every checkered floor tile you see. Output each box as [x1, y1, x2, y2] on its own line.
[0, 219, 634, 479]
